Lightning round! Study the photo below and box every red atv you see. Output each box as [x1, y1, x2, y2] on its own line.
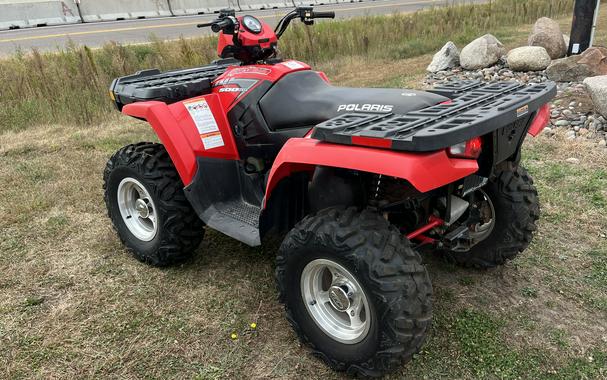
[104, 7, 555, 377]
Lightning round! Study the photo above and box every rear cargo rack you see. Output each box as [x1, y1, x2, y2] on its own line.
[110, 59, 238, 110]
[311, 80, 556, 152]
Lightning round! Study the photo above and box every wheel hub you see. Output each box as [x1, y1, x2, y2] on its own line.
[116, 177, 158, 242]
[468, 189, 496, 242]
[328, 285, 350, 312]
[135, 198, 150, 218]
[300, 259, 371, 344]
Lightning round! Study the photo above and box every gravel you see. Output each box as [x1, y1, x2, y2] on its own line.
[423, 58, 607, 149]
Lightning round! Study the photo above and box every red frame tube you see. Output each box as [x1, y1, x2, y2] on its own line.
[406, 215, 444, 241]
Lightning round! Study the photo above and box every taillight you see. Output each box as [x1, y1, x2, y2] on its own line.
[527, 104, 551, 137]
[447, 137, 482, 159]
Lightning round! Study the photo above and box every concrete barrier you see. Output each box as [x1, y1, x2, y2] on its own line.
[0, 0, 80, 30]
[169, 0, 234, 15]
[290, 0, 345, 7]
[0, 0, 326, 32]
[77, 0, 173, 22]
[238, 0, 291, 10]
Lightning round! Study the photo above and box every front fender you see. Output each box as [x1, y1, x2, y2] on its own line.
[122, 95, 239, 186]
[123, 101, 198, 185]
[264, 138, 479, 207]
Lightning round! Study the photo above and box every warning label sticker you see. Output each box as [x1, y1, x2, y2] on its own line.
[200, 132, 224, 150]
[516, 104, 529, 118]
[184, 99, 225, 150]
[282, 60, 305, 70]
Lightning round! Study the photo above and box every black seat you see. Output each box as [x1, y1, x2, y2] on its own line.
[258, 70, 448, 131]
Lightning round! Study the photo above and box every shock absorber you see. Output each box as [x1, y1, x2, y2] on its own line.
[372, 174, 384, 201]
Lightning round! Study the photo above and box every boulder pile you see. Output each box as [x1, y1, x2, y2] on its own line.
[507, 46, 551, 72]
[584, 76, 607, 118]
[460, 34, 505, 70]
[425, 16, 607, 149]
[426, 41, 460, 73]
[528, 17, 568, 59]
[546, 47, 607, 82]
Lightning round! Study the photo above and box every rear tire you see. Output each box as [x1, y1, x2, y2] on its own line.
[446, 164, 540, 268]
[276, 207, 432, 377]
[103, 143, 204, 266]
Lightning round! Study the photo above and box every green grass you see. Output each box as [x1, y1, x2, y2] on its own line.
[587, 249, 607, 287]
[445, 308, 607, 380]
[0, 0, 575, 133]
[453, 309, 544, 378]
[0, 114, 606, 380]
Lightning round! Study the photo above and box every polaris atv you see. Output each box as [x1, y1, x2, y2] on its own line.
[104, 7, 555, 377]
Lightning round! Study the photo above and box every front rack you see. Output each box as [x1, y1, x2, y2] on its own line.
[110, 59, 238, 110]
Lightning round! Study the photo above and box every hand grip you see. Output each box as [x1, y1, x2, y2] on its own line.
[211, 18, 232, 33]
[313, 11, 335, 19]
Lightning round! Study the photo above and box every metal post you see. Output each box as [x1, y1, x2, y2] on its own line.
[568, 0, 601, 55]
[589, 0, 601, 48]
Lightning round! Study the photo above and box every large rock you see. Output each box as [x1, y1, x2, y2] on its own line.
[506, 46, 551, 71]
[584, 76, 607, 118]
[546, 47, 607, 82]
[427, 41, 460, 72]
[460, 34, 506, 70]
[528, 17, 567, 59]
[563, 34, 570, 49]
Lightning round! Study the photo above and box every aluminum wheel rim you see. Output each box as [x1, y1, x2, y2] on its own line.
[300, 259, 371, 344]
[117, 177, 158, 242]
[469, 189, 496, 242]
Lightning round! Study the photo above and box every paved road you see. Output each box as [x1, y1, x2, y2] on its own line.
[0, 0, 486, 55]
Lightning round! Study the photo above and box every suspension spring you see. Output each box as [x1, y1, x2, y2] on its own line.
[372, 174, 384, 201]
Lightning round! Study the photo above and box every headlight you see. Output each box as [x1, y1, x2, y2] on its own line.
[242, 15, 262, 34]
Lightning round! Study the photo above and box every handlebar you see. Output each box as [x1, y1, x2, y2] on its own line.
[196, 21, 213, 28]
[312, 11, 335, 19]
[197, 8, 237, 33]
[211, 18, 232, 32]
[197, 7, 335, 39]
[274, 7, 335, 38]
[197, 17, 233, 32]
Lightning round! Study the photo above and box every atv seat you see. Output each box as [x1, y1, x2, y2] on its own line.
[258, 70, 448, 131]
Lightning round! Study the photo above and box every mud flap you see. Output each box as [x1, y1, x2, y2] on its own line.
[184, 157, 264, 246]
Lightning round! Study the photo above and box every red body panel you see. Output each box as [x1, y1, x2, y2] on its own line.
[217, 32, 236, 58]
[212, 62, 311, 111]
[217, 16, 278, 58]
[264, 138, 479, 207]
[122, 93, 239, 185]
[123, 62, 312, 185]
[236, 16, 277, 49]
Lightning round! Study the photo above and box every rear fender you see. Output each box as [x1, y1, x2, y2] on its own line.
[263, 138, 479, 208]
[122, 94, 239, 185]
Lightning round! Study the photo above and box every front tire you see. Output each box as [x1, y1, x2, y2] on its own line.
[103, 143, 204, 266]
[446, 164, 540, 268]
[276, 207, 432, 377]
